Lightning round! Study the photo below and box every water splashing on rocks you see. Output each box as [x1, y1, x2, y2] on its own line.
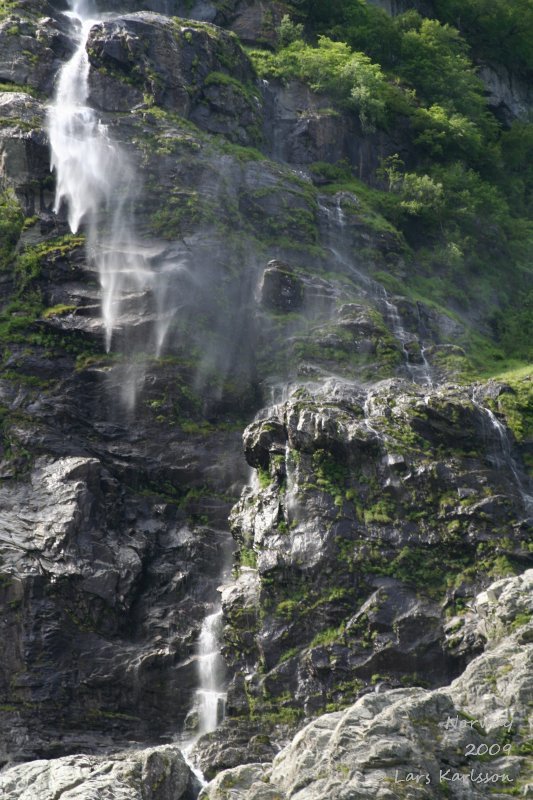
[47, 1, 153, 353]
[472, 391, 533, 521]
[195, 610, 227, 736]
[318, 197, 433, 386]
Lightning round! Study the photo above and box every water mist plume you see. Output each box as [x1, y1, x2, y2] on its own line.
[47, 2, 152, 354]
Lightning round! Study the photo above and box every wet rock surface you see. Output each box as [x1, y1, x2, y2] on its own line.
[259, 260, 304, 312]
[202, 570, 533, 799]
[87, 12, 262, 147]
[193, 378, 532, 772]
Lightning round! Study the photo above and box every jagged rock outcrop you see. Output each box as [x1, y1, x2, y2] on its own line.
[261, 78, 408, 179]
[0, 434, 242, 762]
[0, 91, 49, 214]
[202, 569, 533, 799]
[97, 0, 287, 46]
[87, 12, 262, 144]
[479, 63, 533, 124]
[194, 378, 532, 774]
[0, 744, 201, 799]
[0, 6, 73, 94]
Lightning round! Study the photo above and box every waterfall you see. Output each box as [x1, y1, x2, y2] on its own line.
[47, 0, 153, 353]
[195, 610, 227, 736]
[181, 607, 227, 772]
[472, 393, 533, 521]
[317, 197, 433, 385]
[48, 0, 230, 761]
[382, 296, 433, 386]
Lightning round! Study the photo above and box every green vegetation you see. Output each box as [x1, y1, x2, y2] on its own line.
[432, 0, 533, 75]
[246, 3, 533, 370]
[0, 189, 23, 270]
[309, 622, 346, 648]
[0, 1, 17, 21]
[204, 70, 259, 103]
[249, 37, 387, 132]
[0, 234, 85, 358]
[42, 304, 77, 319]
[485, 365, 533, 472]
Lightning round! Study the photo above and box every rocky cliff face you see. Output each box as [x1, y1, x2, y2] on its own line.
[193, 378, 531, 774]
[0, 0, 531, 797]
[203, 569, 533, 799]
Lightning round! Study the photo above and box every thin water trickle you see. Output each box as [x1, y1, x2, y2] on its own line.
[318, 198, 433, 386]
[180, 608, 227, 770]
[472, 393, 533, 520]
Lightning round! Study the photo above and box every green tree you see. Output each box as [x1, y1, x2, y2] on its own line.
[433, 0, 533, 74]
[251, 36, 387, 133]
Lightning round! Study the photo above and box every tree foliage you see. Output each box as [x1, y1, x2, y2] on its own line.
[433, 0, 533, 75]
[251, 37, 387, 132]
[273, 1, 533, 362]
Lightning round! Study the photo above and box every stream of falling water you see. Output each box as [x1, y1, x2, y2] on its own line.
[195, 610, 227, 736]
[48, 0, 230, 766]
[318, 198, 433, 386]
[472, 393, 533, 521]
[47, 0, 154, 352]
[179, 608, 228, 786]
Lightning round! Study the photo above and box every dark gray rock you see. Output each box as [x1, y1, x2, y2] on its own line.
[0, 11, 74, 94]
[259, 260, 304, 312]
[228, 0, 287, 47]
[212, 379, 532, 766]
[0, 92, 51, 214]
[0, 0, 530, 784]
[87, 13, 262, 144]
[478, 63, 533, 124]
[261, 78, 409, 180]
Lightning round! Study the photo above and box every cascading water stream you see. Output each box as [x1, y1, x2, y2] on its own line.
[180, 607, 228, 783]
[318, 198, 433, 386]
[195, 610, 227, 736]
[47, 0, 154, 353]
[48, 1, 231, 764]
[472, 392, 533, 521]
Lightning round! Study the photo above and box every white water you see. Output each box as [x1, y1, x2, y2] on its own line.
[47, 1, 154, 352]
[382, 296, 432, 386]
[49, 2, 230, 760]
[195, 609, 227, 735]
[472, 393, 533, 520]
[318, 198, 433, 386]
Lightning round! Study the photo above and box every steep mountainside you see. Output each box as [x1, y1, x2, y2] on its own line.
[0, 0, 531, 798]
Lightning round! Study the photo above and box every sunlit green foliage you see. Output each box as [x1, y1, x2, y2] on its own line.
[260, 3, 533, 366]
[249, 37, 387, 132]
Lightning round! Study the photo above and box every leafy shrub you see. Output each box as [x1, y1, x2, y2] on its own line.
[432, 0, 533, 74]
[0, 189, 23, 270]
[278, 14, 304, 46]
[250, 36, 387, 132]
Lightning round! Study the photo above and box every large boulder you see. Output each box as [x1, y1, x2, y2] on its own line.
[0, 745, 201, 800]
[87, 13, 262, 144]
[0, 11, 73, 95]
[202, 570, 533, 799]
[202, 379, 532, 771]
